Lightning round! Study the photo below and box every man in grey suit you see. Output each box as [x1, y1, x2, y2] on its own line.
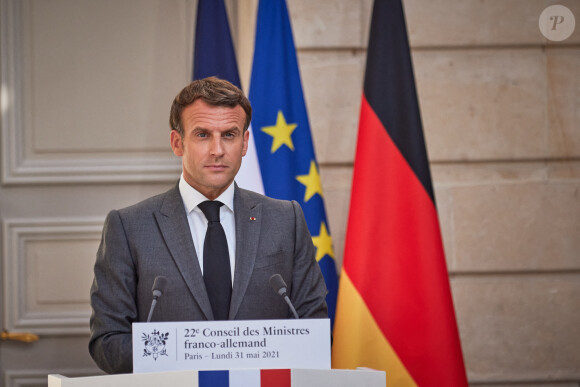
[89, 77, 328, 374]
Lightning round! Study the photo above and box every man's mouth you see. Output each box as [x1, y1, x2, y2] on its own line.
[206, 164, 227, 170]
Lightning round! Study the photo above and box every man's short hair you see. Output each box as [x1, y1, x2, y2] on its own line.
[169, 77, 252, 137]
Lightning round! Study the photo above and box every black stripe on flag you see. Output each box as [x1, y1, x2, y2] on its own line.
[363, 0, 435, 203]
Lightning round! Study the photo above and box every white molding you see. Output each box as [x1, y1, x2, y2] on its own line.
[0, 0, 183, 185]
[0, 0, 24, 184]
[3, 217, 104, 335]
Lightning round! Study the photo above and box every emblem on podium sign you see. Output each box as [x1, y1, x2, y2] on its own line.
[142, 330, 169, 360]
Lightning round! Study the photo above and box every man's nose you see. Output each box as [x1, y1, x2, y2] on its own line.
[209, 137, 225, 156]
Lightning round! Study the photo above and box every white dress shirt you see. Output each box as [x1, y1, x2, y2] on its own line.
[178, 175, 236, 283]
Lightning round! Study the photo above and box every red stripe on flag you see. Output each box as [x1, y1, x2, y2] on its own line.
[261, 369, 290, 387]
[342, 95, 466, 385]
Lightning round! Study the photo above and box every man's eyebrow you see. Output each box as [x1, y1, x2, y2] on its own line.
[190, 126, 241, 133]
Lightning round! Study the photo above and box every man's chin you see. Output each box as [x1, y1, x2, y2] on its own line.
[206, 178, 235, 191]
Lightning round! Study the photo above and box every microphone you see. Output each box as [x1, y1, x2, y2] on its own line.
[146, 276, 167, 322]
[269, 274, 299, 319]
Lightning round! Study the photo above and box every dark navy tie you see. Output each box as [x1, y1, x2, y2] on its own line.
[198, 200, 232, 320]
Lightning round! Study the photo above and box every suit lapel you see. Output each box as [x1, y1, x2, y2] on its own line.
[154, 184, 214, 320]
[229, 185, 262, 319]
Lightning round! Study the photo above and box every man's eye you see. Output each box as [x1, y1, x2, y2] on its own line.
[224, 132, 235, 138]
[197, 132, 207, 138]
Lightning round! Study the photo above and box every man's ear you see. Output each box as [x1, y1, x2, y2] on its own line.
[241, 129, 250, 156]
[170, 130, 183, 156]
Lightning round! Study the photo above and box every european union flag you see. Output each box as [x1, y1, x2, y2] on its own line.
[249, 0, 338, 325]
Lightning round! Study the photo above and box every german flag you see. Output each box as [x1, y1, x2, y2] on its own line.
[331, 0, 468, 385]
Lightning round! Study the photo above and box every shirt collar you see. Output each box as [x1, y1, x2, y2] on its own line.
[178, 174, 235, 214]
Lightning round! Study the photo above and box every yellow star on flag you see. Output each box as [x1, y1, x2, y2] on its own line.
[296, 160, 324, 202]
[312, 222, 334, 262]
[261, 110, 297, 153]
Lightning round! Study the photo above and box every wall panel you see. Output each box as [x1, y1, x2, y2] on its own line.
[3, 218, 103, 334]
[1, 0, 193, 184]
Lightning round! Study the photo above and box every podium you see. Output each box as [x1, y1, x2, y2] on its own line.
[64, 320, 385, 385]
[48, 368, 386, 386]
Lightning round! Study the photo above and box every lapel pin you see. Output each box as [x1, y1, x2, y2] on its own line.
[250, 217, 256, 221]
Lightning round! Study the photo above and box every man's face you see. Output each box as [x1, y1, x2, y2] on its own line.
[170, 99, 249, 200]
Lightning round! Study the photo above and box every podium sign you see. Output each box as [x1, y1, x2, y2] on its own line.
[132, 319, 330, 373]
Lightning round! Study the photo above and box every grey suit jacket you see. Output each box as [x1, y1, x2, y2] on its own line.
[88, 183, 328, 374]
